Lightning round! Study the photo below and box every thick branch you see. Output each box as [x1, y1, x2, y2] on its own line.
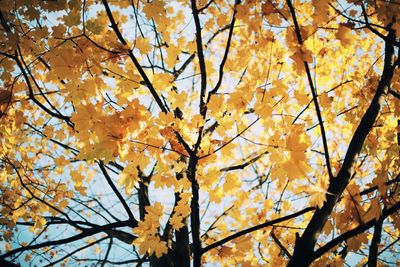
[368, 215, 383, 267]
[288, 27, 397, 266]
[0, 259, 20, 267]
[188, 156, 201, 267]
[389, 88, 400, 99]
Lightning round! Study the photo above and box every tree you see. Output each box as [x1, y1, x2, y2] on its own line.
[0, 0, 399, 266]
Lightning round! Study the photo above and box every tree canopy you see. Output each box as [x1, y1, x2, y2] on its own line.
[0, 0, 399, 266]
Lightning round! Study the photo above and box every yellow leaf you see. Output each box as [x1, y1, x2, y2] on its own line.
[135, 37, 152, 54]
[142, 0, 165, 20]
[294, 90, 309, 106]
[308, 179, 329, 208]
[154, 240, 168, 258]
[210, 187, 224, 203]
[145, 202, 164, 219]
[319, 92, 332, 108]
[336, 23, 353, 47]
[233, 235, 252, 252]
[166, 45, 180, 68]
[170, 214, 185, 230]
[118, 164, 139, 194]
[223, 173, 241, 193]
[362, 198, 381, 222]
[290, 45, 313, 74]
[24, 254, 32, 262]
[62, 11, 80, 27]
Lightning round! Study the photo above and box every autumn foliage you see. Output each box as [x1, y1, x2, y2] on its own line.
[0, 0, 399, 266]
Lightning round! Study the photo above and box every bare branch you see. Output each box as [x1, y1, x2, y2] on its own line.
[286, 0, 333, 180]
[313, 202, 400, 261]
[288, 15, 397, 266]
[101, 0, 167, 113]
[190, 0, 207, 115]
[0, 220, 134, 260]
[207, 0, 240, 98]
[98, 161, 137, 224]
[202, 207, 315, 254]
[220, 150, 269, 172]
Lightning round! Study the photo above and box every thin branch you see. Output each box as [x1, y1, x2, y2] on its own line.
[293, 80, 353, 124]
[101, 0, 167, 113]
[8, 160, 72, 222]
[200, 117, 260, 159]
[43, 236, 109, 267]
[207, 0, 240, 98]
[198, 0, 214, 13]
[24, 123, 79, 155]
[201, 204, 234, 238]
[286, 0, 333, 180]
[0, 220, 134, 260]
[271, 229, 292, 258]
[76, 258, 144, 265]
[360, 3, 387, 40]
[190, 0, 207, 115]
[201, 207, 315, 254]
[101, 237, 113, 267]
[377, 237, 400, 257]
[360, 174, 400, 196]
[313, 202, 400, 261]
[98, 161, 136, 224]
[220, 150, 269, 172]
[14, 50, 73, 126]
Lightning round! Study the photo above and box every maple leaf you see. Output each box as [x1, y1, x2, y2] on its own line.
[146, 202, 164, 219]
[336, 23, 353, 47]
[142, 0, 165, 20]
[135, 37, 152, 55]
[210, 187, 224, 204]
[347, 233, 369, 252]
[307, 178, 329, 209]
[262, 2, 277, 15]
[290, 45, 313, 74]
[170, 214, 185, 230]
[0, 1, 399, 266]
[154, 240, 168, 258]
[0, 90, 12, 105]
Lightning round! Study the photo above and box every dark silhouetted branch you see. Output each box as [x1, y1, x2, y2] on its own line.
[202, 207, 315, 254]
